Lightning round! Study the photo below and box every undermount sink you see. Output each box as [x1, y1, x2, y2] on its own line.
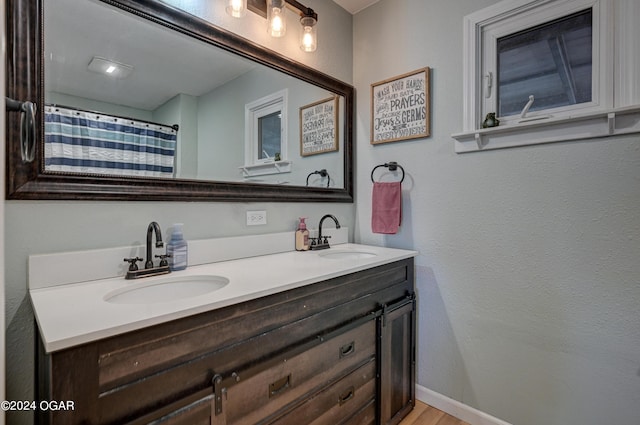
[317, 249, 378, 260]
[105, 275, 229, 304]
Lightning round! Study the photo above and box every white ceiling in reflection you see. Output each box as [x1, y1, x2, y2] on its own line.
[45, 0, 256, 111]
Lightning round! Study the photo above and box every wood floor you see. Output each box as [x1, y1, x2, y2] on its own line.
[398, 401, 470, 425]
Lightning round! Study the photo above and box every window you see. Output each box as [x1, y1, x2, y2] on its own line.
[479, 0, 612, 127]
[243, 90, 291, 176]
[496, 9, 593, 117]
[453, 0, 640, 153]
[257, 111, 282, 161]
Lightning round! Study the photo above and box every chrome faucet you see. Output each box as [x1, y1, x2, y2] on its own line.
[310, 214, 341, 250]
[123, 221, 171, 279]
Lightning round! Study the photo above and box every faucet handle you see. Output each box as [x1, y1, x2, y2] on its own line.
[155, 254, 171, 267]
[124, 257, 143, 271]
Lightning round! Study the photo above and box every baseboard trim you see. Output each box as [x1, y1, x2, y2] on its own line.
[415, 385, 513, 425]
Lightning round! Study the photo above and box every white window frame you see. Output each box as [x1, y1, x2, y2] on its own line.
[483, 3, 608, 124]
[453, 0, 640, 153]
[242, 90, 291, 176]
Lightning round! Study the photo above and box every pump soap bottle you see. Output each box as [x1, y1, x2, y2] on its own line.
[167, 223, 188, 271]
[295, 218, 310, 251]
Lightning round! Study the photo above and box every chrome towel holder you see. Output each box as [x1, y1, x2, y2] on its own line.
[371, 162, 405, 183]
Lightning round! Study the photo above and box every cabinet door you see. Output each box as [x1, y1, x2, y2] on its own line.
[378, 296, 416, 425]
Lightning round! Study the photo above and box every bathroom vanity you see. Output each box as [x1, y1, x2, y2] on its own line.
[31, 243, 416, 425]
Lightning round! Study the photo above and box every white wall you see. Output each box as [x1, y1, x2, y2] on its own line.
[4, 1, 353, 424]
[353, 1, 640, 424]
[46, 91, 154, 121]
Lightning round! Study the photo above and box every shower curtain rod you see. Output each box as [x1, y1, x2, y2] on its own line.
[46, 103, 179, 132]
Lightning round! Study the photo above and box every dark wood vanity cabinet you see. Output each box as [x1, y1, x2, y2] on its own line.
[36, 259, 415, 425]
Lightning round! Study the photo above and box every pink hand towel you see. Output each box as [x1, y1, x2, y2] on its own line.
[372, 181, 402, 234]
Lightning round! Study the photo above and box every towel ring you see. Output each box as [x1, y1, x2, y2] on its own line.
[371, 162, 405, 183]
[306, 169, 330, 187]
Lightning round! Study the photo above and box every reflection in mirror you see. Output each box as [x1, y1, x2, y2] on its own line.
[43, 0, 345, 188]
[44, 104, 180, 178]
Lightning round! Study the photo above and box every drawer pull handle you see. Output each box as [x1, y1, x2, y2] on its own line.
[338, 386, 355, 405]
[339, 341, 355, 358]
[269, 374, 291, 398]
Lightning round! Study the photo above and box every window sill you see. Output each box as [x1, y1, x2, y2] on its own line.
[451, 106, 640, 153]
[240, 160, 292, 177]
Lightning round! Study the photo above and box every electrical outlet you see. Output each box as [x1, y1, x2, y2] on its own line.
[246, 210, 267, 226]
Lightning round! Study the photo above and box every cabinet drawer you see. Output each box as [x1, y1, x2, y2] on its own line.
[339, 399, 376, 425]
[123, 388, 214, 425]
[270, 358, 376, 425]
[225, 319, 376, 424]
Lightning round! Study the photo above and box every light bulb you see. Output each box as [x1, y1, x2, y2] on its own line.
[269, 9, 286, 37]
[268, 0, 287, 37]
[299, 16, 317, 52]
[226, 0, 246, 18]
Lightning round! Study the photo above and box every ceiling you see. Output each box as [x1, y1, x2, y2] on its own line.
[332, 0, 379, 14]
[45, 0, 256, 111]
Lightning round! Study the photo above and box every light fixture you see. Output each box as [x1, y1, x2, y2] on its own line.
[243, 0, 319, 52]
[267, 0, 287, 38]
[87, 56, 134, 78]
[299, 11, 317, 52]
[226, 0, 247, 18]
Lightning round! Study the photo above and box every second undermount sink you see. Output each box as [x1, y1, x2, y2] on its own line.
[317, 249, 378, 260]
[105, 275, 230, 305]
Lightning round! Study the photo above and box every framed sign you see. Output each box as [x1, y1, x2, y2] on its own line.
[300, 97, 339, 156]
[371, 67, 430, 144]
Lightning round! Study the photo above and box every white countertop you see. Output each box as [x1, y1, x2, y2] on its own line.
[30, 244, 417, 353]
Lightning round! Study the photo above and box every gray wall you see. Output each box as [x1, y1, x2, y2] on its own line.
[4, 1, 353, 424]
[153, 93, 199, 179]
[353, 1, 640, 424]
[197, 66, 343, 185]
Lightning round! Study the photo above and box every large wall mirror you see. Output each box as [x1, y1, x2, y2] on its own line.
[6, 0, 354, 202]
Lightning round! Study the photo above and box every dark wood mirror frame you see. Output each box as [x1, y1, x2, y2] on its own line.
[5, 0, 353, 202]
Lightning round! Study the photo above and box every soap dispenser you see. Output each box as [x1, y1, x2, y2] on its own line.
[295, 218, 310, 251]
[166, 223, 188, 271]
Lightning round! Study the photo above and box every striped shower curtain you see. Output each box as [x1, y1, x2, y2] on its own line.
[44, 105, 177, 178]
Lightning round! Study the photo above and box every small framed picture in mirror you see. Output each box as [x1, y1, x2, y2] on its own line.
[300, 97, 339, 156]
